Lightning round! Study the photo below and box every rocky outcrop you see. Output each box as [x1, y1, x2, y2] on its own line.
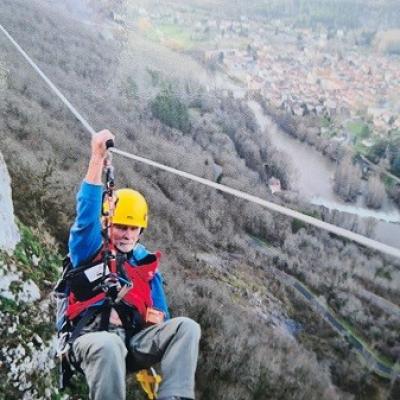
[0, 151, 20, 253]
[0, 151, 58, 398]
[0, 231, 59, 398]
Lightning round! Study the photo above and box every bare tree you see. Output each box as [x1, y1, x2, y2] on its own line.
[366, 175, 385, 209]
[333, 156, 362, 202]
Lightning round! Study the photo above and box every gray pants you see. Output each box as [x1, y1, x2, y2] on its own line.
[73, 317, 201, 400]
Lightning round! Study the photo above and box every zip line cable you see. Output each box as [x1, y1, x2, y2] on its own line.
[111, 148, 400, 259]
[1, 23, 400, 260]
[0, 24, 96, 136]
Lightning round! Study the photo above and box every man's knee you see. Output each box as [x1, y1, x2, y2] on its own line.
[97, 333, 127, 360]
[174, 317, 201, 340]
[75, 331, 127, 364]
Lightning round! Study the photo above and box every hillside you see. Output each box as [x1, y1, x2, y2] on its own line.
[0, 0, 399, 399]
[129, 0, 400, 30]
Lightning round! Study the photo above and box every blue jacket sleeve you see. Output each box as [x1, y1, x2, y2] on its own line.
[68, 181, 103, 267]
[151, 272, 170, 320]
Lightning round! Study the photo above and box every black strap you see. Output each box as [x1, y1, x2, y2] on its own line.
[116, 253, 129, 281]
[115, 305, 141, 342]
[59, 355, 74, 390]
[99, 302, 111, 331]
[68, 306, 103, 344]
[60, 306, 102, 390]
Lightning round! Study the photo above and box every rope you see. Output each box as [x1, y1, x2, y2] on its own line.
[1, 23, 400, 260]
[0, 24, 96, 136]
[111, 148, 400, 259]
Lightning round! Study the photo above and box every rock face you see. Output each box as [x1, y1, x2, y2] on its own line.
[0, 151, 20, 253]
[0, 270, 41, 303]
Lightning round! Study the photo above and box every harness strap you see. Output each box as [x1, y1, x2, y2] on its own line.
[68, 306, 103, 344]
[115, 305, 142, 344]
[99, 302, 112, 331]
[59, 307, 102, 390]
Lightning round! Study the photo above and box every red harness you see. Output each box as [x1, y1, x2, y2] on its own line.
[66, 250, 160, 322]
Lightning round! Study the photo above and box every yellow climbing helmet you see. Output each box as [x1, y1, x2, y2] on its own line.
[104, 188, 148, 228]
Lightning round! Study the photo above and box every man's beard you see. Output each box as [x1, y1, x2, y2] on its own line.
[115, 242, 135, 253]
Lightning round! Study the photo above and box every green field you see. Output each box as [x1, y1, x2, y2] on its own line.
[347, 120, 370, 140]
[145, 23, 194, 49]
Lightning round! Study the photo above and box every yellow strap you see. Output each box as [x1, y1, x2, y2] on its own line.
[136, 369, 162, 400]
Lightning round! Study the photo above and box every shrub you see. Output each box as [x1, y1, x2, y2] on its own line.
[151, 87, 191, 133]
[366, 175, 385, 209]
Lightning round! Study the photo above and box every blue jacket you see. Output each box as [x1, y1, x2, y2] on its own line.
[68, 181, 170, 318]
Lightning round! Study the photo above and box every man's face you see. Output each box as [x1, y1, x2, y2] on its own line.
[111, 224, 141, 253]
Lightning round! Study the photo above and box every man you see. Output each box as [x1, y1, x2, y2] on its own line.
[67, 129, 201, 400]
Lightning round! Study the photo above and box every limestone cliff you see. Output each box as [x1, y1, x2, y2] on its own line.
[0, 151, 20, 253]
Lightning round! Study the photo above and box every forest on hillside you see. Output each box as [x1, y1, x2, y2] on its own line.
[138, 0, 400, 30]
[0, 1, 399, 399]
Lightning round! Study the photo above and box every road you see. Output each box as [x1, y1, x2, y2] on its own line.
[360, 155, 400, 184]
[248, 235, 400, 380]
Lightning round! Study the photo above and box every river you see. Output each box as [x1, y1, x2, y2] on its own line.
[248, 100, 400, 249]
